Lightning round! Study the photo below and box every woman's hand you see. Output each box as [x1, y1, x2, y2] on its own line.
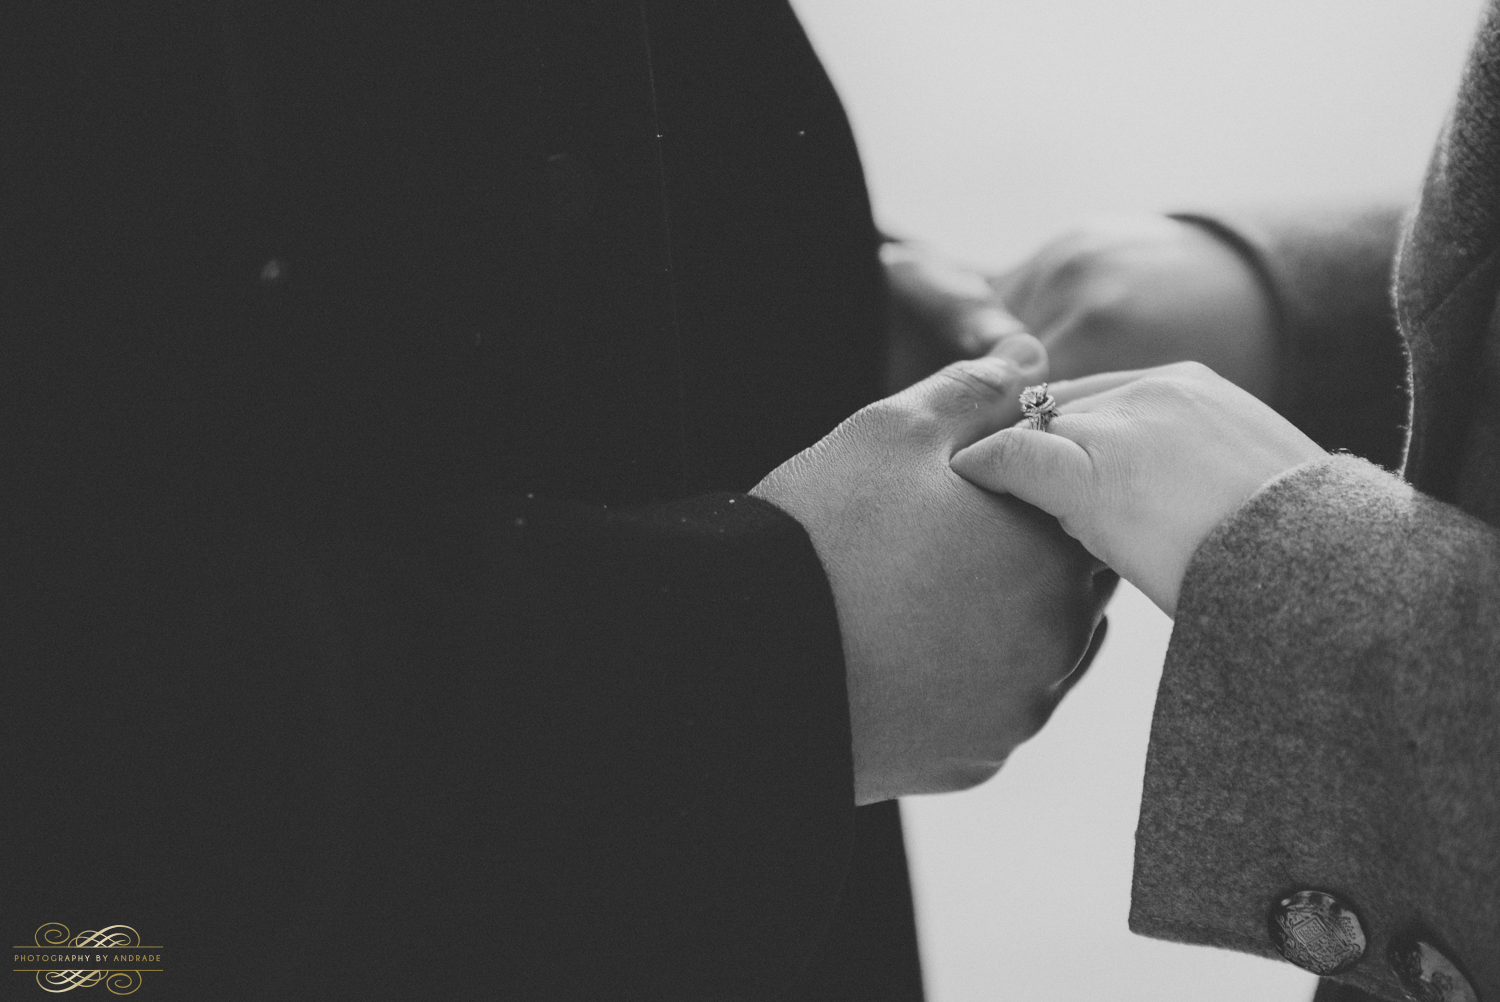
[994, 215, 1280, 400]
[950, 362, 1325, 616]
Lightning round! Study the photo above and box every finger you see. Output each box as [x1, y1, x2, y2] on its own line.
[904, 334, 1048, 447]
[948, 426, 1092, 521]
[1047, 360, 1225, 410]
[1053, 612, 1111, 700]
[1044, 368, 1156, 408]
[881, 241, 994, 303]
[883, 243, 1027, 354]
[959, 304, 1028, 354]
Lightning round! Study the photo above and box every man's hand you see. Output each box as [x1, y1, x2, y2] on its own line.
[882, 241, 1028, 391]
[994, 215, 1280, 400]
[951, 362, 1325, 617]
[752, 335, 1116, 805]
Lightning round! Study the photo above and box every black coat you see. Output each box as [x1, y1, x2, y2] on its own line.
[5, 2, 922, 999]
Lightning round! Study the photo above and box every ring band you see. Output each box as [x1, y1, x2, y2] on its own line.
[1019, 383, 1058, 432]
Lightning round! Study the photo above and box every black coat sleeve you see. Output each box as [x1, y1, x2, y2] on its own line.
[4, 478, 859, 1002]
[440, 492, 860, 999]
[313, 489, 864, 999]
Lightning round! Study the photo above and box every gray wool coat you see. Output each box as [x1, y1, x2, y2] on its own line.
[1129, 5, 1500, 999]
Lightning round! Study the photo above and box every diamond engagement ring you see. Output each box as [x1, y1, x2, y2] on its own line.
[1019, 383, 1059, 432]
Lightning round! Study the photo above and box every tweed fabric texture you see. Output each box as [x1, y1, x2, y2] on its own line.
[1399, 1, 1500, 501]
[1132, 456, 1500, 1000]
[1131, 4, 1500, 996]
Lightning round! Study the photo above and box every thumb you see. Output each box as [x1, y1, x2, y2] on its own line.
[949, 425, 1092, 524]
[904, 332, 1049, 448]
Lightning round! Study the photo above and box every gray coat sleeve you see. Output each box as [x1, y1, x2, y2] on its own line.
[1130, 455, 1500, 1000]
[1173, 207, 1411, 470]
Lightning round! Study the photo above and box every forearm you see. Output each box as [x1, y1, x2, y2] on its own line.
[1173, 206, 1410, 469]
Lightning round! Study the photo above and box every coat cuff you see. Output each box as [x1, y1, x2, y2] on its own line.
[1131, 455, 1500, 1000]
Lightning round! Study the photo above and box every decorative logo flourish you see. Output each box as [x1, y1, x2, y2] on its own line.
[15, 924, 160, 995]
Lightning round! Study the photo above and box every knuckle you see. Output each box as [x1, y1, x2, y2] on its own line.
[1163, 359, 1216, 382]
[1128, 370, 1196, 407]
[860, 397, 939, 447]
[1121, 376, 1177, 409]
[1128, 363, 1220, 415]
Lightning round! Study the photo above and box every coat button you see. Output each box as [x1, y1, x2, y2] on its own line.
[1267, 890, 1367, 975]
[1389, 936, 1477, 1002]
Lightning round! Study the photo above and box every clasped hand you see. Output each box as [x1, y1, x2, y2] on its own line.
[946, 214, 1327, 617]
[753, 336, 1116, 806]
[893, 215, 1330, 616]
[759, 215, 1329, 806]
[952, 363, 1325, 616]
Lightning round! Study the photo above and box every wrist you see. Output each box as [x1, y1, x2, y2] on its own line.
[1163, 215, 1281, 401]
[751, 465, 906, 806]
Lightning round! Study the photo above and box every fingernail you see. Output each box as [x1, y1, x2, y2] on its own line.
[989, 332, 1045, 370]
[945, 355, 1024, 398]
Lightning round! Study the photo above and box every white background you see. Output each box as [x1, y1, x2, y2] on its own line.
[787, 2, 1486, 999]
